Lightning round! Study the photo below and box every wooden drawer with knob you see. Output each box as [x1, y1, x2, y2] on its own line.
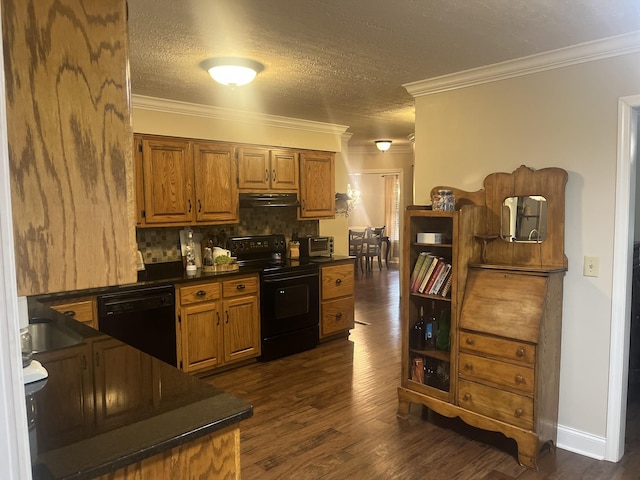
[458, 352, 534, 395]
[321, 297, 355, 337]
[320, 260, 355, 341]
[321, 263, 354, 301]
[222, 276, 258, 298]
[457, 378, 534, 430]
[459, 331, 536, 365]
[179, 282, 221, 305]
[45, 297, 97, 328]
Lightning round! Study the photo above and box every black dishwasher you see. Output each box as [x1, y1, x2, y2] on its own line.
[97, 285, 177, 366]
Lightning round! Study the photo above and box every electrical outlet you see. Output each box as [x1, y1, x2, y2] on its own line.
[583, 256, 599, 277]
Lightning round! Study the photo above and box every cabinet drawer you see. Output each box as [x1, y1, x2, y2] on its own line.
[459, 331, 536, 365]
[47, 298, 96, 326]
[459, 352, 534, 395]
[223, 276, 258, 298]
[179, 282, 220, 305]
[321, 264, 354, 300]
[321, 297, 354, 336]
[458, 379, 533, 430]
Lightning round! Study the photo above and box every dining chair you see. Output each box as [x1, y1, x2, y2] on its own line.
[364, 226, 385, 271]
[348, 229, 366, 275]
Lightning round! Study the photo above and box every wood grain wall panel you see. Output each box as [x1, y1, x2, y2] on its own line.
[2, 0, 136, 295]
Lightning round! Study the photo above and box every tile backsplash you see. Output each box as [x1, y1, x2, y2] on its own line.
[137, 207, 319, 264]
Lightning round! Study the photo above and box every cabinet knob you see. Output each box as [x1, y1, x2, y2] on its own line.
[465, 337, 474, 345]
[335, 278, 342, 285]
[62, 310, 76, 318]
[516, 348, 525, 358]
[515, 374, 524, 384]
[515, 408, 524, 417]
[336, 312, 343, 319]
[196, 290, 207, 297]
[236, 284, 246, 290]
[464, 363, 473, 371]
[463, 393, 472, 402]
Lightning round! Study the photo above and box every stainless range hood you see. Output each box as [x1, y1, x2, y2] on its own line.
[239, 192, 300, 208]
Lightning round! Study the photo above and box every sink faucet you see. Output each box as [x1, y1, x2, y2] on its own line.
[528, 229, 539, 241]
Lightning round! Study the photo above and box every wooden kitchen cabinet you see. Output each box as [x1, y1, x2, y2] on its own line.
[177, 274, 260, 374]
[320, 261, 355, 340]
[32, 343, 94, 452]
[299, 151, 335, 219]
[137, 135, 238, 227]
[397, 166, 567, 469]
[43, 296, 98, 329]
[238, 146, 299, 192]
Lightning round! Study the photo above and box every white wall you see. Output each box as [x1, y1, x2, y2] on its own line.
[413, 51, 640, 455]
[347, 173, 385, 228]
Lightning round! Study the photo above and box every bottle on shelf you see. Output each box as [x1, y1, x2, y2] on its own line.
[436, 309, 450, 351]
[424, 301, 437, 349]
[410, 306, 425, 350]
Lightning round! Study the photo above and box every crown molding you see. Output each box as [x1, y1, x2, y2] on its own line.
[404, 30, 640, 97]
[131, 94, 349, 136]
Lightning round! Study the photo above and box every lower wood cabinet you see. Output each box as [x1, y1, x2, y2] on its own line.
[320, 261, 355, 340]
[177, 274, 260, 374]
[43, 296, 97, 329]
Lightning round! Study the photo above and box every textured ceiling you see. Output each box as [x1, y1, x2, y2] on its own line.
[128, 0, 640, 147]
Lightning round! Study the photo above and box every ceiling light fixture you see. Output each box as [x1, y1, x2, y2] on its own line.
[201, 57, 264, 87]
[375, 140, 392, 152]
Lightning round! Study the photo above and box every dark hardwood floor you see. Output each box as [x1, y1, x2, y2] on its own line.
[207, 266, 640, 479]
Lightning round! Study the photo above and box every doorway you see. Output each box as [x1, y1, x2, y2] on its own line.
[348, 170, 403, 267]
[608, 95, 640, 461]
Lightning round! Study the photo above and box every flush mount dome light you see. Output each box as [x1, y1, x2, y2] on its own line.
[375, 140, 392, 152]
[201, 57, 264, 87]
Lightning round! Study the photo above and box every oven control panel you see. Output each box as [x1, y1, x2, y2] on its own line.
[228, 234, 287, 258]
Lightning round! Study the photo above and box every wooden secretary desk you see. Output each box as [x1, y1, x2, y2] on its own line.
[398, 165, 568, 468]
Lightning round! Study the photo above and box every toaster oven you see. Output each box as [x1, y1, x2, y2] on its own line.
[299, 236, 334, 257]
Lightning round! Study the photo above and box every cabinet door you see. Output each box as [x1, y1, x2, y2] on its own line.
[222, 295, 260, 364]
[238, 147, 270, 191]
[93, 337, 154, 431]
[270, 149, 299, 191]
[142, 137, 194, 224]
[33, 344, 94, 451]
[299, 151, 335, 219]
[180, 302, 223, 373]
[134, 134, 145, 226]
[193, 142, 238, 223]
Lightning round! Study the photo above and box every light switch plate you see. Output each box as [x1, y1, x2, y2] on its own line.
[583, 256, 599, 277]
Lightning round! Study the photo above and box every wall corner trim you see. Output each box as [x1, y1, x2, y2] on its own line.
[404, 30, 640, 97]
[132, 94, 350, 136]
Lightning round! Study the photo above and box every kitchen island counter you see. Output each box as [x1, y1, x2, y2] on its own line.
[27, 300, 252, 479]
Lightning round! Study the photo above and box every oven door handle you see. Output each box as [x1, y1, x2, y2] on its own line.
[262, 272, 318, 283]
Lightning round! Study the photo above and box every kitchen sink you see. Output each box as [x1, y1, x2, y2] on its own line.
[29, 319, 83, 353]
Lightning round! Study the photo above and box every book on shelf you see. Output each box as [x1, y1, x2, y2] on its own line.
[440, 274, 453, 297]
[423, 260, 445, 294]
[430, 263, 452, 295]
[410, 252, 429, 291]
[418, 256, 441, 293]
[411, 253, 435, 292]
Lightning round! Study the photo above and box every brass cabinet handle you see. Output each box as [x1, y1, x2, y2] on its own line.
[515, 374, 524, 384]
[236, 284, 246, 290]
[335, 278, 342, 285]
[265, 169, 269, 182]
[198, 199, 202, 213]
[465, 337, 474, 345]
[62, 310, 76, 317]
[463, 393, 472, 401]
[336, 312, 342, 319]
[216, 311, 220, 326]
[196, 290, 207, 297]
[465, 363, 472, 370]
[516, 348, 525, 357]
[515, 408, 524, 417]
[301, 199, 306, 211]
[272, 169, 276, 182]
[188, 199, 192, 212]
[226, 311, 229, 324]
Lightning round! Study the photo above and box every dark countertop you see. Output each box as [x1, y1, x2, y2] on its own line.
[26, 299, 252, 479]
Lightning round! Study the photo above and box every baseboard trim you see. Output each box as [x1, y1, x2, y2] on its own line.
[556, 424, 607, 461]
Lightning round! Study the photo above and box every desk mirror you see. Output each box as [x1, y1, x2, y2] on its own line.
[501, 196, 547, 243]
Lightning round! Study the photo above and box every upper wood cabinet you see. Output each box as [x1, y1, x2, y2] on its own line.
[299, 151, 335, 219]
[4, 0, 136, 295]
[238, 146, 299, 192]
[136, 135, 238, 227]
